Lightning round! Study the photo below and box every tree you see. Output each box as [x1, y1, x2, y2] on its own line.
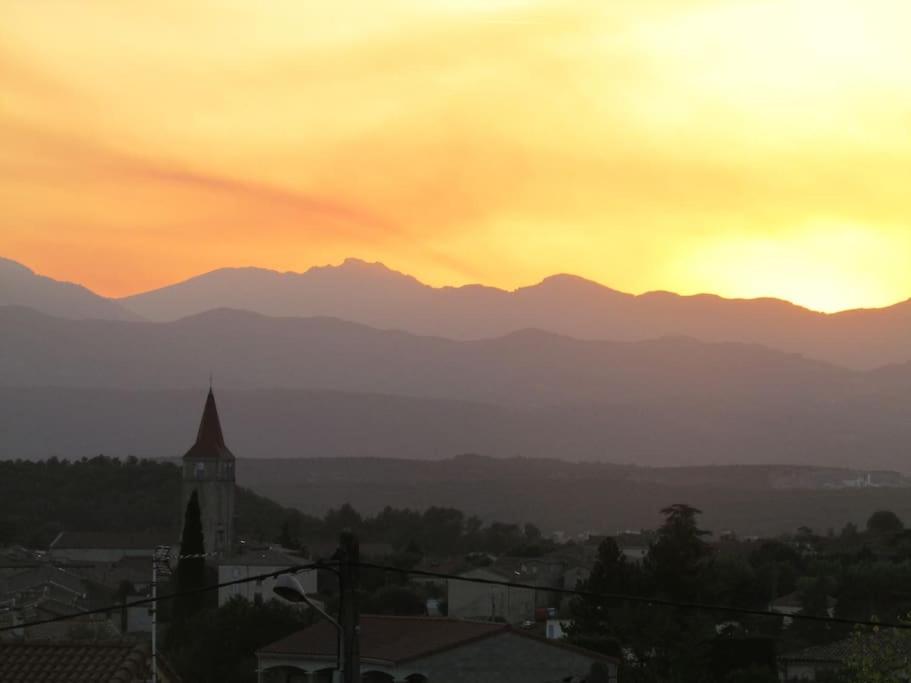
[844, 621, 911, 683]
[323, 503, 362, 537]
[277, 519, 299, 550]
[866, 511, 904, 536]
[361, 585, 426, 615]
[570, 537, 636, 637]
[174, 490, 206, 621]
[569, 513, 716, 681]
[420, 507, 464, 553]
[524, 523, 543, 542]
[792, 575, 839, 645]
[168, 597, 310, 683]
[647, 504, 712, 602]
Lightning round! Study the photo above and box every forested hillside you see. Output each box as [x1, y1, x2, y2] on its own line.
[0, 456, 310, 548]
[0, 456, 553, 557]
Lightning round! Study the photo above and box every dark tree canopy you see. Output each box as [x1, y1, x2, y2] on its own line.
[648, 503, 712, 602]
[866, 510, 904, 535]
[175, 490, 206, 620]
[166, 597, 310, 683]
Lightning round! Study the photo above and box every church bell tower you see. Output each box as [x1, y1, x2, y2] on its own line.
[181, 388, 236, 557]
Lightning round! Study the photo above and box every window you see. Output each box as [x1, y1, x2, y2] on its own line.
[195, 462, 205, 480]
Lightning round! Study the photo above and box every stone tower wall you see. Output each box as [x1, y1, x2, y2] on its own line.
[181, 458, 235, 556]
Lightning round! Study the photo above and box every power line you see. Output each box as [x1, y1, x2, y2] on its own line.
[0, 561, 323, 635]
[4, 558, 911, 635]
[359, 561, 911, 632]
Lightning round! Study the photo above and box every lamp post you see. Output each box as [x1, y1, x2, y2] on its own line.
[274, 532, 358, 683]
[273, 572, 344, 683]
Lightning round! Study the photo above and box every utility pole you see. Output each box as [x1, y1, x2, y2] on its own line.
[151, 545, 172, 683]
[338, 531, 360, 683]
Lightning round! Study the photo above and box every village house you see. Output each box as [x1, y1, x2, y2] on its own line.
[769, 591, 836, 628]
[446, 550, 593, 624]
[218, 547, 315, 607]
[447, 565, 536, 624]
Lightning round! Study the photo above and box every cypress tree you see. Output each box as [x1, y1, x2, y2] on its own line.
[175, 490, 206, 621]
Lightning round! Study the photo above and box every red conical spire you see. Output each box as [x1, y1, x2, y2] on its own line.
[183, 389, 235, 460]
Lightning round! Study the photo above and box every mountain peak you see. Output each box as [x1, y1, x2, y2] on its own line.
[336, 257, 411, 278]
[527, 273, 626, 297]
[340, 257, 387, 270]
[305, 258, 424, 287]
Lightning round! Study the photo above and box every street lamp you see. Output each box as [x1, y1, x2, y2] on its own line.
[273, 572, 343, 683]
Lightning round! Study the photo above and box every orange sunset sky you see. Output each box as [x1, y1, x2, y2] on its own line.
[2, 0, 911, 312]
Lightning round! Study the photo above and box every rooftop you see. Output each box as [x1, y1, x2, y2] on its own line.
[183, 388, 235, 460]
[0, 640, 152, 683]
[258, 615, 619, 666]
[260, 615, 507, 664]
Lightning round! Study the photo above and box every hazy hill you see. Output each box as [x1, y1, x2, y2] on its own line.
[237, 455, 911, 537]
[4, 305, 911, 469]
[0, 305, 853, 408]
[118, 258, 911, 369]
[0, 257, 137, 321]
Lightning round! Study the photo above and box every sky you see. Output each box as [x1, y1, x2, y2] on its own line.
[2, 0, 911, 312]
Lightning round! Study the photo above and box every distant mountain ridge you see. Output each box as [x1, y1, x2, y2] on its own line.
[116, 257, 911, 369]
[5, 255, 911, 368]
[0, 257, 137, 321]
[0, 305, 853, 407]
[2, 307, 911, 470]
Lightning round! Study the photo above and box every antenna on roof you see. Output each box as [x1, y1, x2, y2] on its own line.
[209, 371, 214, 391]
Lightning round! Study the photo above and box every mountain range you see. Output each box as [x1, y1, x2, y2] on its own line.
[4, 256, 911, 369]
[0, 257, 137, 321]
[2, 305, 911, 469]
[4, 255, 911, 470]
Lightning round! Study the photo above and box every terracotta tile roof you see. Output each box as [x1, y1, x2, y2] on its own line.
[259, 615, 507, 664]
[0, 640, 152, 682]
[259, 615, 620, 666]
[182, 389, 235, 460]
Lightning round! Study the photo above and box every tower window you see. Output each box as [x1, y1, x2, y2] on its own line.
[195, 462, 205, 480]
